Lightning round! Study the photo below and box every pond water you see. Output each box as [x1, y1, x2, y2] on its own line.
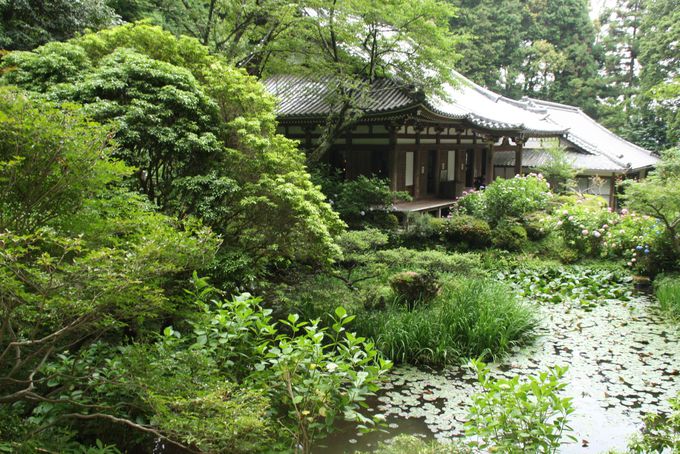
[319, 293, 680, 453]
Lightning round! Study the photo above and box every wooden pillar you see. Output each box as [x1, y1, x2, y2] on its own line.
[486, 143, 495, 185]
[387, 125, 398, 191]
[609, 174, 617, 208]
[514, 139, 523, 176]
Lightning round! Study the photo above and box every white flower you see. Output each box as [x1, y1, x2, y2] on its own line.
[326, 362, 338, 372]
[592, 231, 601, 238]
[582, 229, 589, 236]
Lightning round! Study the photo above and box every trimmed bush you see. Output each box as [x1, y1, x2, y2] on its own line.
[522, 213, 551, 241]
[390, 271, 440, 309]
[444, 214, 492, 249]
[400, 213, 446, 246]
[492, 220, 528, 251]
[374, 249, 484, 275]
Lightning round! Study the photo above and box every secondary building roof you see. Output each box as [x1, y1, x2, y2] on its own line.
[264, 73, 658, 173]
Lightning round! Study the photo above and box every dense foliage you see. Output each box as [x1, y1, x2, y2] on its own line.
[1, 23, 344, 286]
[1, 2, 679, 452]
[0, 87, 387, 453]
[466, 362, 575, 453]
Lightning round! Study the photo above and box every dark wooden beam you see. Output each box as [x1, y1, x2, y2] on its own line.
[514, 138, 524, 176]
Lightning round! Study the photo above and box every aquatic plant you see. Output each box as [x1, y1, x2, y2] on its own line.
[627, 394, 679, 453]
[466, 360, 575, 453]
[498, 265, 634, 309]
[364, 435, 470, 454]
[654, 274, 680, 322]
[352, 278, 537, 366]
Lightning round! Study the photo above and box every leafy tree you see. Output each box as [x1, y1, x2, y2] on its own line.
[0, 0, 117, 50]
[638, 0, 679, 147]
[450, 0, 602, 116]
[1, 23, 344, 286]
[596, 0, 644, 115]
[0, 87, 221, 450]
[134, 1, 463, 160]
[536, 144, 578, 194]
[622, 148, 680, 257]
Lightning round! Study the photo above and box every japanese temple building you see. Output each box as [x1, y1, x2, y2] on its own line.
[265, 74, 658, 210]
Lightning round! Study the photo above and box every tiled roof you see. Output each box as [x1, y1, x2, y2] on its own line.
[264, 74, 566, 135]
[263, 75, 417, 117]
[494, 149, 624, 172]
[518, 98, 659, 172]
[264, 73, 659, 173]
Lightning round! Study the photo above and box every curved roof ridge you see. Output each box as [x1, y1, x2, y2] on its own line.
[524, 97, 582, 112]
[451, 71, 502, 103]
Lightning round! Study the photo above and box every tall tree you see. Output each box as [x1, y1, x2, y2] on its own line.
[121, 1, 463, 160]
[450, 0, 602, 115]
[637, 0, 679, 147]
[0, 0, 118, 50]
[596, 0, 645, 138]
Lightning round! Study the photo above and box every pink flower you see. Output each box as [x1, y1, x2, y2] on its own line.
[602, 224, 609, 229]
[568, 216, 575, 221]
[621, 208, 629, 215]
[593, 231, 601, 238]
[556, 221, 563, 226]
[582, 229, 589, 236]
[562, 210, 569, 215]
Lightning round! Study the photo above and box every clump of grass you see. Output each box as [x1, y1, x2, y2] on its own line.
[654, 274, 680, 322]
[352, 277, 537, 367]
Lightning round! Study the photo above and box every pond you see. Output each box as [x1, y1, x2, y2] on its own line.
[319, 290, 680, 453]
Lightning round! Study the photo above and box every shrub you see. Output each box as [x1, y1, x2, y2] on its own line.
[491, 220, 528, 251]
[317, 173, 406, 229]
[466, 361, 575, 453]
[400, 213, 446, 246]
[454, 189, 486, 218]
[390, 271, 441, 309]
[555, 196, 616, 257]
[373, 248, 484, 276]
[535, 145, 578, 194]
[654, 274, 680, 322]
[627, 394, 679, 453]
[353, 278, 536, 366]
[622, 148, 680, 259]
[601, 211, 675, 275]
[484, 174, 551, 223]
[362, 285, 393, 311]
[523, 212, 551, 241]
[443, 215, 492, 249]
[258, 307, 392, 454]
